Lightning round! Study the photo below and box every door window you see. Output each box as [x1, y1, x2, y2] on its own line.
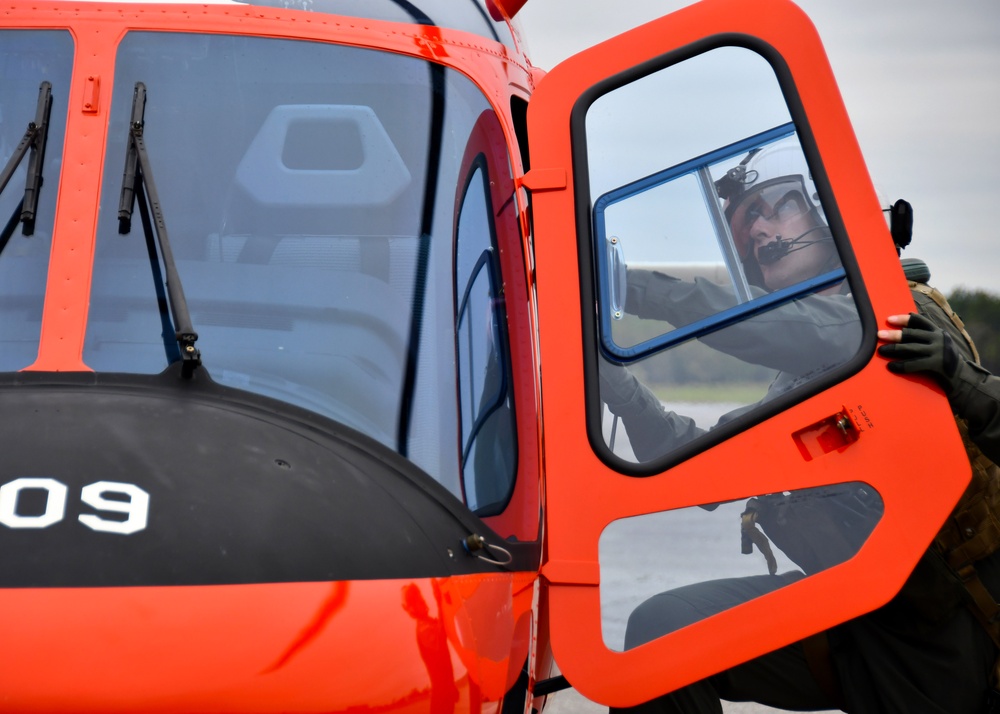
[590, 48, 864, 468]
[599, 481, 882, 650]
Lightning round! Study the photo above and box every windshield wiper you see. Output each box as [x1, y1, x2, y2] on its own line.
[0, 81, 52, 255]
[118, 81, 202, 379]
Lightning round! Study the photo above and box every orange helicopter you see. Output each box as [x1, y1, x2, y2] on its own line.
[0, 0, 967, 711]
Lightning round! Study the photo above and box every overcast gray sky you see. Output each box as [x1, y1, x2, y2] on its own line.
[515, 0, 999, 295]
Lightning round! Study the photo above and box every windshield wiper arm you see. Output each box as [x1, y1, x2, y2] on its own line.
[118, 81, 202, 379]
[0, 81, 52, 253]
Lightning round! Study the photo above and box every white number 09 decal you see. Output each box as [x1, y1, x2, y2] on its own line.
[0, 478, 150, 535]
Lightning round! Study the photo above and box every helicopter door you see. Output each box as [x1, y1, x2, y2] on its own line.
[523, 0, 969, 706]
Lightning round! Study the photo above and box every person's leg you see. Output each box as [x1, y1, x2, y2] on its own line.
[624, 573, 804, 650]
[613, 573, 838, 714]
[610, 641, 837, 714]
[709, 640, 837, 711]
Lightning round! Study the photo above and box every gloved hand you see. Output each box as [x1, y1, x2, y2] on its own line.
[877, 312, 962, 394]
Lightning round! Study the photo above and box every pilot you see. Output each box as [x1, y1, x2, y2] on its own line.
[711, 137, 841, 292]
[601, 137, 863, 461]
[604, 142, 1000, 712]
[621, 137, 858, 354]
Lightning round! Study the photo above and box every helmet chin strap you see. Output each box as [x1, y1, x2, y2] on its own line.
[756, 226, 832, 266]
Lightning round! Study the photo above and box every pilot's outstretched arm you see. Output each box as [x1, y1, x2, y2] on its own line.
[626, 268, 860, 377]
[599, 362, 704, 462]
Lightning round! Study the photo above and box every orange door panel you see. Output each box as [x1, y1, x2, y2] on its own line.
[524, 0, 968, 706]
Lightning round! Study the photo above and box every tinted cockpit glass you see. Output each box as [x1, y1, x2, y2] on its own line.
[86, 32, 513, 503]
[0, 30, 73, 371]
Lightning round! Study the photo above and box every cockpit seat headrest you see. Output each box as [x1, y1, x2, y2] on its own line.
[235, 103, 411, 208]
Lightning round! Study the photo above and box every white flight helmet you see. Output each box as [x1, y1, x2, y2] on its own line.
[715, 135, 826, 262]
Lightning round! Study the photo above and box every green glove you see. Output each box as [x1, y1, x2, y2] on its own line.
[877, 312, 961, 393]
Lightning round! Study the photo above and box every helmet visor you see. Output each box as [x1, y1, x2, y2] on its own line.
[726, 177, 817, 259]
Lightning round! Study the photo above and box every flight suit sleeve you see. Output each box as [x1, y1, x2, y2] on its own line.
[626, 269, 862, 377]
[913, 290, 1000, 464]
[948, 361, 1000, 464]
[600, 362, 704, 462]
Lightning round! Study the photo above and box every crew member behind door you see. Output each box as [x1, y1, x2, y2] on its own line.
[600, 138, 861, 462]
[603, 142, 1000, 712]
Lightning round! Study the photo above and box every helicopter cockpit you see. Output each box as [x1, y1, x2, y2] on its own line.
[0, 22, 527, 522]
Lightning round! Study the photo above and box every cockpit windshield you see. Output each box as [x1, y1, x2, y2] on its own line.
[85, 32, 515, 502]
[0, 30, 73, 371]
